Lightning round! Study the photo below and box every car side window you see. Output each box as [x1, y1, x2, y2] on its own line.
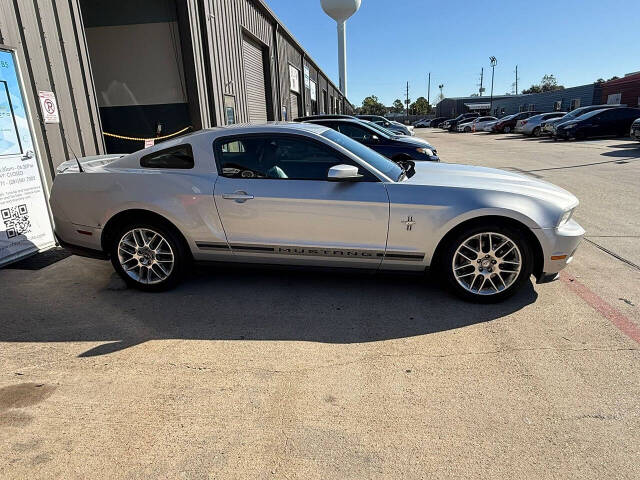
[216, 135, 375, 181]
[140, 144, 194, 169]
[337, 123, 374, 141]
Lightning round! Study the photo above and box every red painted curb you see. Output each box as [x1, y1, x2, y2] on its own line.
[561, 272, 640, 344]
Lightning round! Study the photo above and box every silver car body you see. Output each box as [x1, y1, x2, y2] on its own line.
[458, 116, 497, 132]
[51, 123, 583, 282]
[515, 112, 567, 135]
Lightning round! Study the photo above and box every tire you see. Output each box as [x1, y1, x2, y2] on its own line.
[533, 127, 541, 137]
[465, 126, 471, 132]
[109, 221, 188, 291]
[440, 224, 533, 303]
[503, 126, 512, 133]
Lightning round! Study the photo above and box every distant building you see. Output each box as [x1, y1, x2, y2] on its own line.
[436, 83, 604, 118]
[600, 72, 640, 107]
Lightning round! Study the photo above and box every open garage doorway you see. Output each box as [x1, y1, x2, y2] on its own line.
[79, 0, 192, 153]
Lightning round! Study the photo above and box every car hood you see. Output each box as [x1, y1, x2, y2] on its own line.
[401, 162, 578, 208]
[391, 135, 435, 150]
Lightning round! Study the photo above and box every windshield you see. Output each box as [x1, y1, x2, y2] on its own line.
[363, 120, 395, 138]
[322, 129, 404, 181]
[572, 108, 607, 121]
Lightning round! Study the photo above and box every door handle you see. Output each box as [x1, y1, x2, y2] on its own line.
[222, 191, 254, 202]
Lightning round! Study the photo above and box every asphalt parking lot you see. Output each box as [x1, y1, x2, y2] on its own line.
[1, 132, 639, 479]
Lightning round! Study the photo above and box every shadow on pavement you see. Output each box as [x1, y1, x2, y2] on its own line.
[1, 261, 538, 357]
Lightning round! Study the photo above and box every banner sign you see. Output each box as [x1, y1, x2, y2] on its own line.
[303, 65, 310, 89]
[0, 48, 56, 266]
[289, 65, 300, 93]
[309, 79, 317, 101]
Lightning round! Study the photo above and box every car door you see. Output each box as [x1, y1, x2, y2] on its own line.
[212, 133, 390, 268]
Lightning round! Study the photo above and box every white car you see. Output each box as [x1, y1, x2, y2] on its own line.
[50, 123, 584, 302]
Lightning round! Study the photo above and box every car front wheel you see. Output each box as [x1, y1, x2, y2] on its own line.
[504, 126, 512, 133]
[442, 225, 533, 302]
[110, 222, 187, 291]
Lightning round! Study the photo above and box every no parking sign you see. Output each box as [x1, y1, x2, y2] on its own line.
[38, 90, 59, 123]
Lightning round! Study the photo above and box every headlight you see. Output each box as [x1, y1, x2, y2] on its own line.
[557, 208, 574, 227]
[416, 147, 433, 156]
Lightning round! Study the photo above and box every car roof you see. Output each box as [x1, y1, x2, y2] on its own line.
[294, 114, 355, 122]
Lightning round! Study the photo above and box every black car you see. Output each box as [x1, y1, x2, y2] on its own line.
[445, 113, 480, 131]
[429, 116, 448, 127]
[631, 117, 640, 141]
[302, 117, 439, 167]
[555, 107, 640, 140]
[543, 104, 625, 136]
[493, 111, 542, 133]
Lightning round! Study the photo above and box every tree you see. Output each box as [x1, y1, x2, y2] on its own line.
[360, 95, 387, 115]
[607, 75, 620, 81]
[522, 74, 564, 94]
[595, 78, 605, 83]
[409, 96, 431, 115]
[389, 99, 404, 113]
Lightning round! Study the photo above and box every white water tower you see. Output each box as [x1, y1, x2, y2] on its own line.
[320, 0, 361, 97]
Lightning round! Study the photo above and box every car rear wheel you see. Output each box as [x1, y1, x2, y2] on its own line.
[533, 127, 541, 137]
[504, 126, 512, 133]
[441, 225, 533, 303]
[110, 222, 187, 291]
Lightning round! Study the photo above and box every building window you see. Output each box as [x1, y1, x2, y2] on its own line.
[554, 100, 562, 111]
[529, 104, 536, 111]
[224, 95, 236, 125]
[607, 93, 622, 104]
[570, 99, 581, 110]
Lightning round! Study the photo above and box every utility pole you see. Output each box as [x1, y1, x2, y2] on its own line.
[489, 56, 497, 112]
[427, 72, 431, 106]
[405, 81, 410, 123]
[515, 65, 518, 95]
[479, 67, 484, 96]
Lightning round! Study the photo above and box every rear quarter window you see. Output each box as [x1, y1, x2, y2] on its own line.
[140, 144, 194, 169]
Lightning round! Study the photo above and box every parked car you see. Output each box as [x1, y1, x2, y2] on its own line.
[51, 123, 584, 302]
[555, 107, 640, 140]
[302, 117, 439, 167]
[515, 112, 566, 136]
[494, 111, 542, 133]
[356, 115, 414, 136]
[542, 104, 624, 136]
[429, 117, 448, 127]
[466, 116, 497, 132]
[413, 118, 430, 127]
[446, 113, 480, 132]
[631, 117, 640, 141]
[456, 119, 476, 132]
[483, 117, 507, 132]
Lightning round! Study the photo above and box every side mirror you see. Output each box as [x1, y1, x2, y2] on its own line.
[327, 164, 363, 182]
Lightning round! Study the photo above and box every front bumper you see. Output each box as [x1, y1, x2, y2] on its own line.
[533, 219, 585, 283]
[631, 125, 640, 141]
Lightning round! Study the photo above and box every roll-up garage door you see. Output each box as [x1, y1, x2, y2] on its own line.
[290, 92, 299, 120]
[242, 37, 268, 123]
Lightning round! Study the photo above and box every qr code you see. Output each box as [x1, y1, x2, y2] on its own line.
[2, 204, 31, 239]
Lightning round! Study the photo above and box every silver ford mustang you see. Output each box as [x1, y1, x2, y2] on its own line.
[50, 123, 584, 302]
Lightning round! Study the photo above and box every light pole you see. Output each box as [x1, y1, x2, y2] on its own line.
[489, 56, 497, 112]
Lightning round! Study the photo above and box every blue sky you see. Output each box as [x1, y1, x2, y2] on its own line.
[267, 0, 639, 106]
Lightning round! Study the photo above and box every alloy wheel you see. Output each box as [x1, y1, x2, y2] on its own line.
[117, 228, 175, 285]
[452, 232, 522, 296]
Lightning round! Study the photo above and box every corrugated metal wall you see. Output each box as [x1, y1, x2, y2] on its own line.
[491, 84, 601, 115]
[0, 0, 104, 187]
